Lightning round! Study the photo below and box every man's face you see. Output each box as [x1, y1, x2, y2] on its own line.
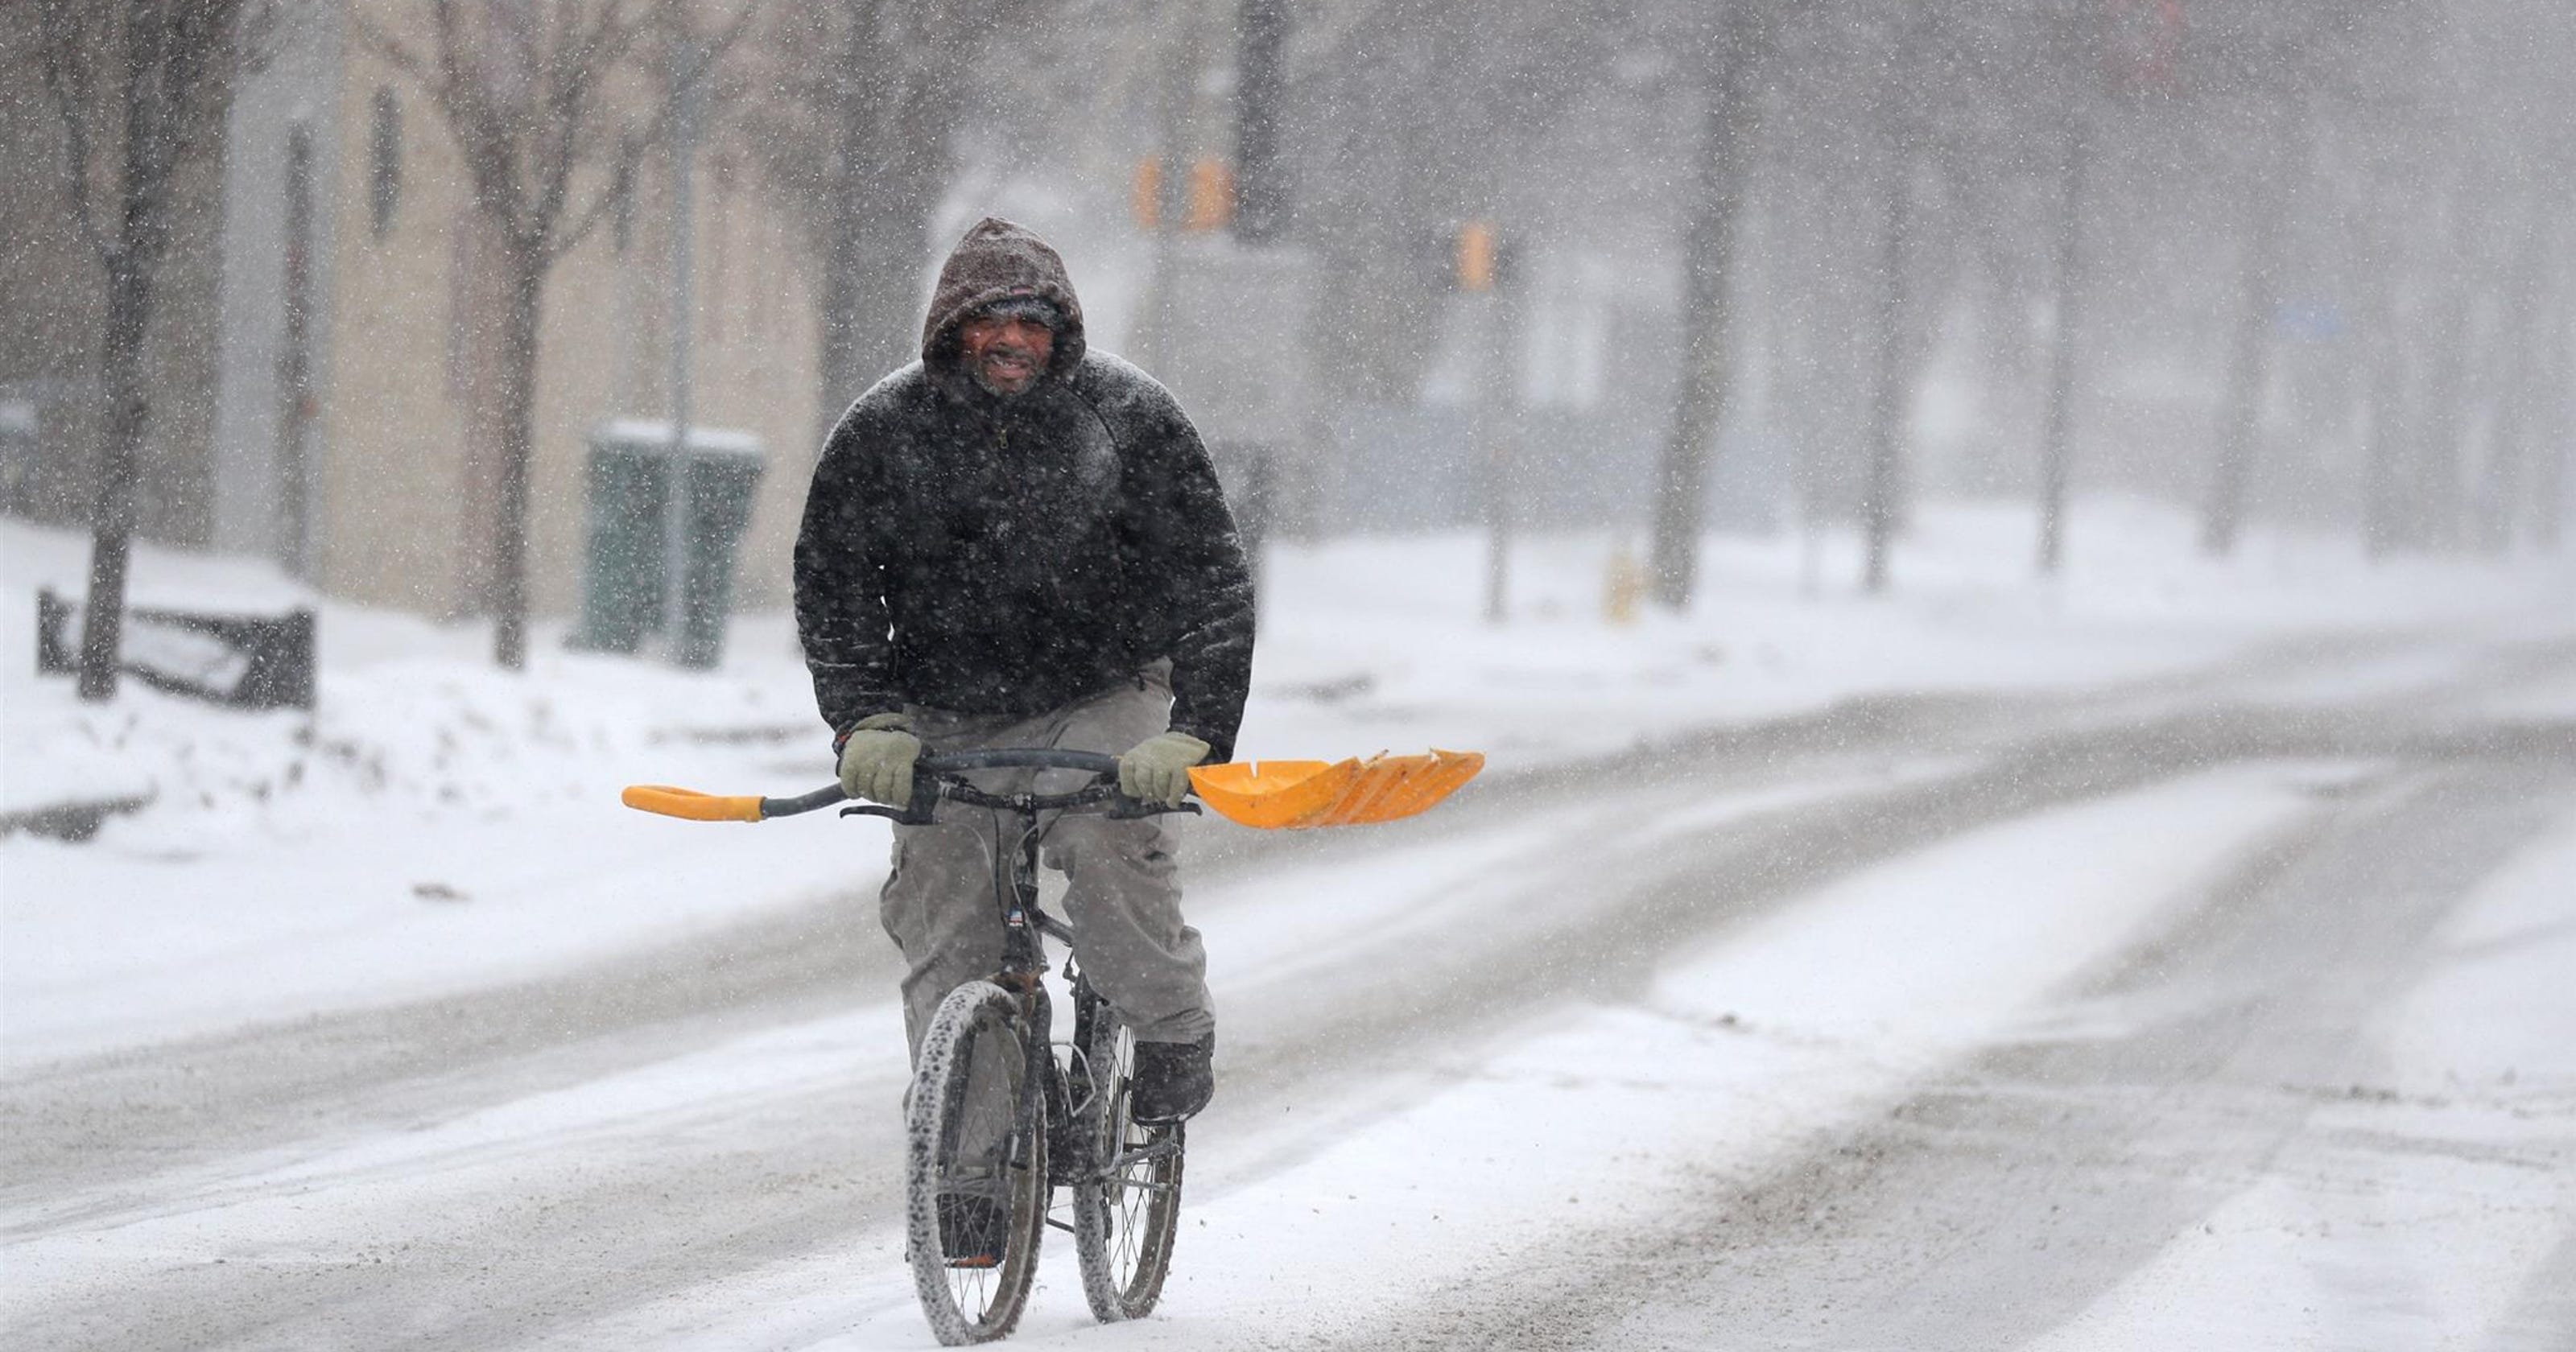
[958, 314, 1055, 397]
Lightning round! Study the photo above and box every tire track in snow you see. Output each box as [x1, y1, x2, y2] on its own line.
[1343, 760, 2575, 1352]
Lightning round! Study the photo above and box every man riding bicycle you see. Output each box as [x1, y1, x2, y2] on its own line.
[794, 217, 1255, 1153]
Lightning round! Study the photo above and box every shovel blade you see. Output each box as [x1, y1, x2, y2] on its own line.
[1188, 749, 1483, 830]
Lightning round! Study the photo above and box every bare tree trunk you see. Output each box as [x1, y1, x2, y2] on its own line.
[490, 248, 545, 671]
[2201, 108, 2293, 557]
[1647, 2, 1765, 609]
[76, 252, 155, 700]
[1860, 138, 1915, 595]
[75, 27, 184, 703]
[276, 124, 316, 576]
[815, 6, 890, 433]
[811, 5, 970, 436]
[2359, 345, 2406, 560]
[2411, 289, 2474, 551]
[2355, 221, 2408, 560]
[2537, 298, 2573, 552]
[2476, 198, 2553, 553]
[2035, 109, 2090, 575]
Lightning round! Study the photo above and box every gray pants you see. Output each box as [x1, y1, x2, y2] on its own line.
[883, 665, 1215, 1062]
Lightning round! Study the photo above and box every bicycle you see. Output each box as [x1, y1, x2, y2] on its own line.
[835, 748, 1193, 1344]
[621, 744, 1484, 1344]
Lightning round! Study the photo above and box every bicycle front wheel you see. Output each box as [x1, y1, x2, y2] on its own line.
[1071, 1000, 1186, 1321]
[906, 980, 1048, 1346]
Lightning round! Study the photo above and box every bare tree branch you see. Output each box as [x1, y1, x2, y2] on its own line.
[545, 0, 758, 266]
[31, 0, 118, 269]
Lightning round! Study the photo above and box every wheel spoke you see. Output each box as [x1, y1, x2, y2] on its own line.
[1070, 1001, 1184, 1323]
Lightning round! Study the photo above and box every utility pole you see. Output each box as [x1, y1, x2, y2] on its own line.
[2035, 108, 2090, 575]
[1233, 0, 1287, 246]
[1131, 0, 1210, 376]
[1228, 0, 1292, 614]
[662, 31, 702, 662]
[1458, 223, 1516, 623]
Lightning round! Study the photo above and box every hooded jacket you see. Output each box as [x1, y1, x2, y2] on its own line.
[793, 217, 1257, 760]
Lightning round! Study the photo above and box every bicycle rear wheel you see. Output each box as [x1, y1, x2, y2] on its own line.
[1070, 1000, 1186, 1321]
[906, 980, 1048, 1346]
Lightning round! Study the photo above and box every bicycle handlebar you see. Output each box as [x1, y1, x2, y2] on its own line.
[920, 749, 1120, 776]
[820, 747, 1198, 826]
[627, 749, 1196, 826]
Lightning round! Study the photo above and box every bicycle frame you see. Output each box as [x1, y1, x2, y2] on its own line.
[843, 750, 1194, 1185]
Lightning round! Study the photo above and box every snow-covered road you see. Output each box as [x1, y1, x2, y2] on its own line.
[7, 632, 2572, 1351]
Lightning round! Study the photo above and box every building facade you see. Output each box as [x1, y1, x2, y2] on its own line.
[213, 0, 825, 624]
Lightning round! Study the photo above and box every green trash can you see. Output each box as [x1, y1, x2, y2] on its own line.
[572, 421, 765, 668]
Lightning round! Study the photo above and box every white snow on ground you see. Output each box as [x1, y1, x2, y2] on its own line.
[2, 1001, 913, 1320]
[0, 759, 1979, 1330]
[6, 499, 2570, 1071]
[1245, 500, 2576, 758]
[2475, 669, 2576, 721]
[526, 765, 2325, 1348]
[2026, 807, 2576, 1352]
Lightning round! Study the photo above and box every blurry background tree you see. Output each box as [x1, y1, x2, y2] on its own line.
[18, 0, 274, 701]
[1285, 0, 1627, 409]
[733, 0, 1029, 437]
[361, 0, 747, 671]
[5, 0, 2571, 655]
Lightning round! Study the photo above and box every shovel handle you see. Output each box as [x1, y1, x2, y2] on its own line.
[621, 784, 848, 822]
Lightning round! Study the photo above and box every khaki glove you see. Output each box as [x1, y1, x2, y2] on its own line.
[837, 713, 922, 809]
[1119, 731, 1211, 807]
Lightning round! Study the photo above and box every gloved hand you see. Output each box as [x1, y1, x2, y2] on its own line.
[837, 713, 922, 809]
[1119, 731, 1211, 807]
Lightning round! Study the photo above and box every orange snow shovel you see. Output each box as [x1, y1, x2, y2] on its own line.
[1186, 749, 1484, 829]
[621, 748, 1484, 829]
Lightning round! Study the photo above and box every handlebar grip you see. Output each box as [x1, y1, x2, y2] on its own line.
[623, 785, 767, 822]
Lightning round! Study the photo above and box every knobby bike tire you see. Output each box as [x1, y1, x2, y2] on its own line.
[906, 980, 1049, 1346]
[1070, 997, 1186, 1321]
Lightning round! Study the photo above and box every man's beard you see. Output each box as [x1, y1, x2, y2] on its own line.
[969, 348, 1043, 397]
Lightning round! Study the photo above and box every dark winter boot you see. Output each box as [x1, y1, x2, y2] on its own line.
[1129, 1033, 1215, 1124]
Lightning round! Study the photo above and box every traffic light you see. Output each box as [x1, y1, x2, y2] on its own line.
[1131, 156, 1236, 233]
[1133, 157, 1163, 230]
[1412, 222, 1515, 291]
[1457, 221, 1499, 292]
[1187, 158, 1236, 232]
